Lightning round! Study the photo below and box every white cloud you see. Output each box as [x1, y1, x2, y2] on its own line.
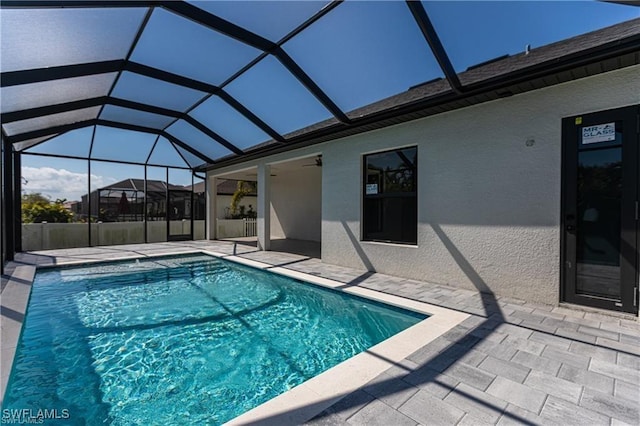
[21, 167, 115, 201]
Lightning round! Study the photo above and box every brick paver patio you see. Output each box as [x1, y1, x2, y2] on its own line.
[3, 240, 639, 425]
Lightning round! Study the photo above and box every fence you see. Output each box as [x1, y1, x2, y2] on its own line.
[22, 221, 206, 251]
[22, 218, 259, 249]
[216, 218, 257, 239]
[244, 218, 257, 237]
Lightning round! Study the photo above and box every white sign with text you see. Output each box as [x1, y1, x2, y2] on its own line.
[582, 123, 615, 144]
[365, 184, 378, 195]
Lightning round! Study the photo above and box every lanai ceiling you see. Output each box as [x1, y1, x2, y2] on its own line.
[1, 1, 639, 170]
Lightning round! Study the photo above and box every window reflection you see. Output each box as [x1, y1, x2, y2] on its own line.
[576, 127, 622, 299]
[363, 147, 417, 244]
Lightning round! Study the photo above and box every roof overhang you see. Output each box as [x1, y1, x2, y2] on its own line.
[1, 1, 638, 172]
[201, 18, 640, 172]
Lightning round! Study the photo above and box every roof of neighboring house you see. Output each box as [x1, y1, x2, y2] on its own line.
[99, 179, 188, 193]
[62, 201, 79, 209]
[188, 181, 205, 194]
[187, 179, 257, 196]
[216, 179, 257, 196]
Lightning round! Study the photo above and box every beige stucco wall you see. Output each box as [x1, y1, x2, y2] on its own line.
[322, 65, 639, 305]
[270, 165, 322, 242]
[209, 65, 640, 305]
[22, 220, 206, 250]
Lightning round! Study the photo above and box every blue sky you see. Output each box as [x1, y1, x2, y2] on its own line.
[17, 0, 639, 201]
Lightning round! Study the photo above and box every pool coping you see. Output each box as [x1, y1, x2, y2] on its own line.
[0, 250, 469, 424]
[213, 252, 469, 425]
[1, 263, 37, 403]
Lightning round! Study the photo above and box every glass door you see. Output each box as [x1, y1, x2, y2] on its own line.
[561, 105, 638, 314]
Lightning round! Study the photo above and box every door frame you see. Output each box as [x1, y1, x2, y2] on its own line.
[560, 105, 639, 314]
[166, 188, 194, 242]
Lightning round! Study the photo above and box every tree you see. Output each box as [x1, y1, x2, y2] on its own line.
[21, 192, 50, 205]
[229, 181, 257, 218]
[21, 192, 74, 224]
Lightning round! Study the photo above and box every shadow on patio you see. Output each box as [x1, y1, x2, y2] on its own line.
[237, 225, 639, 425]
[220, 237, 321, 259]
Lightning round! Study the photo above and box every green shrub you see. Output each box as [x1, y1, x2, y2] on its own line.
[22, 193, 74, 224]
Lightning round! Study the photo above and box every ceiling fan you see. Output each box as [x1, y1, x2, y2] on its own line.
[303, 155, 322, 167]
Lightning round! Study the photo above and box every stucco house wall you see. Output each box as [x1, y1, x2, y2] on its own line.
[209, 65, 639, 305]
[321, 65, 639, 305]
[270, 165, 322, 242]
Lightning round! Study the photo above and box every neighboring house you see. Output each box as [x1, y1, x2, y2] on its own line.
[187, 179, 257, 220]
[63, 201, 82, 215]
[79, 179, 192, 222]
[205, 20, 640, 315]
[75, 178, 255, 223]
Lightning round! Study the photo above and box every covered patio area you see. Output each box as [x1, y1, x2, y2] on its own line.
[221, 236, 321, 259]
[210, 154, 322, 255]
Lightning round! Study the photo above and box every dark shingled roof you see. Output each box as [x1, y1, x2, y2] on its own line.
[206, 17, 640, 171]
[186, 179, 257, 195]
[100, 178, 187, 193]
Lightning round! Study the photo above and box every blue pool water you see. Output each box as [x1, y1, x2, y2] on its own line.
[4, 254, 425, 425]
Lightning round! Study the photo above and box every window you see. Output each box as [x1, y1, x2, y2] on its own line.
[363, 147, 417, 244]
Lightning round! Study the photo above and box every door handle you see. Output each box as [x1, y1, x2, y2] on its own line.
[566, 214, 575, 232]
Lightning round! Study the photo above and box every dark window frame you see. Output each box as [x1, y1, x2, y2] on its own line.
[362, 146, 417, 245]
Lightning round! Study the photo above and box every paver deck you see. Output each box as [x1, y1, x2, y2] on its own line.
[2, 240, 639, 425]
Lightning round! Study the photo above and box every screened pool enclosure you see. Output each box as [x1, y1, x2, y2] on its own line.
[2, 1, 639, 271]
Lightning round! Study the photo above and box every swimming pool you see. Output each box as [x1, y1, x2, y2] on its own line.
[3, 253, 425, 425]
